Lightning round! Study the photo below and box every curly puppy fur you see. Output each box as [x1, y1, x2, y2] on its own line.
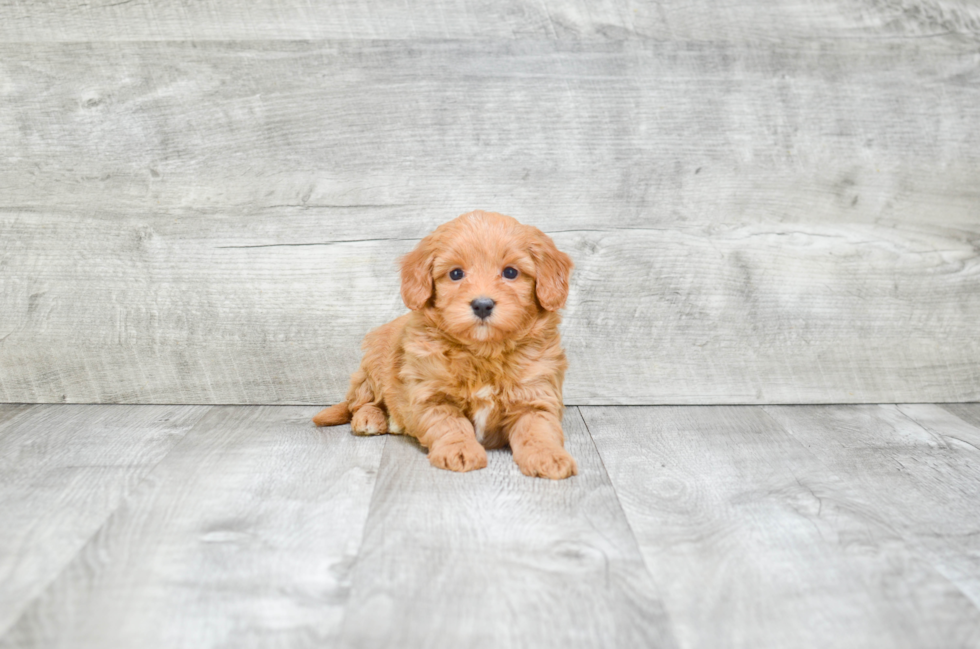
[313, 210, 576, 479]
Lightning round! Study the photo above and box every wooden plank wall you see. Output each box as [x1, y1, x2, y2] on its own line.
[0, 1, 978, 405]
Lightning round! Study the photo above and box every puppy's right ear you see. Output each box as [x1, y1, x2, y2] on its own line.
[400, 236, 434, 310]
[529, 227, 573, 311]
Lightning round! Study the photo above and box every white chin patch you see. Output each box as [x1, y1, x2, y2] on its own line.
[471, 325, 491, 341]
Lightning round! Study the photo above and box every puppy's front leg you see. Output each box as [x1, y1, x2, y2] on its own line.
[416, 405, 487, 473]
[509, 411, 577, 480]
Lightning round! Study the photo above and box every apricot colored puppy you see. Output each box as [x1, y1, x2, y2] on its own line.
[313, 210, 577, 479]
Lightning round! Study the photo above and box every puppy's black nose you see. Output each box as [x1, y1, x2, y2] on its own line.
[470, 297, 495, 320]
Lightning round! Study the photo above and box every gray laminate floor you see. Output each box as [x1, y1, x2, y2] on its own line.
[1, 403, 979, 648]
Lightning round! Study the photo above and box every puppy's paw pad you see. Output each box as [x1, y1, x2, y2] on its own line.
[428, 440, 488, 473]
[351, 406, 388, 436]
[517, 448, 577, 480]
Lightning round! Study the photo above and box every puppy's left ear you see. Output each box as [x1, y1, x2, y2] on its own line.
[400, 235, 435, 310]
[529, 227, 573, 311]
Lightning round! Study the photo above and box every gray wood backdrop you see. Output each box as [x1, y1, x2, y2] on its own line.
[1, 1, 978, 405]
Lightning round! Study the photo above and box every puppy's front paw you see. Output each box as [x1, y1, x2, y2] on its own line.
[428, 437, 488, 473]
[516, 447, 577, 480]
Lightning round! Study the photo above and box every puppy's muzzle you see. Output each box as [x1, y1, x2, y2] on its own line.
[470, 297, 495, 320]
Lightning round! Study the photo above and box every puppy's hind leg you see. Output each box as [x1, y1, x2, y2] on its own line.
[346, 369, 389, 436]
[351, 404, 388, 436]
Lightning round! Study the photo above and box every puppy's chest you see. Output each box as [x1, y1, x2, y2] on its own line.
[439, 349, 548, 442]
[463, 384, 503, 444]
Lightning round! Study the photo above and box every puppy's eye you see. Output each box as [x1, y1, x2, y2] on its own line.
[502, 267, 519, 280]
[449, 268, 465, 281]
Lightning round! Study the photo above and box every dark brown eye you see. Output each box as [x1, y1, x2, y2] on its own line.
[449, 268, 464, 281]
[502, 267, 519, 280]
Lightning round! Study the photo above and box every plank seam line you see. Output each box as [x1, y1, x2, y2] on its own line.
[899, 404, 980, 453]
[333, 432, 390, 644]
[210, 226, 680, 250]
[215, 237, 419, 249]
[573, 406, 655, 570]
[0, 404, 215, 641]
[0, 33, 973, 44]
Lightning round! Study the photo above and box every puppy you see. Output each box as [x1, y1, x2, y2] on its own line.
[313, 210, 577, 479]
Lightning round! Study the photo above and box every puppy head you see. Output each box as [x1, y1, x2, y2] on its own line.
[400, 211, 573, 343]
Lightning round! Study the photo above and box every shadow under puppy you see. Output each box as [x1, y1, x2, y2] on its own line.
[313, 210, 577, 479]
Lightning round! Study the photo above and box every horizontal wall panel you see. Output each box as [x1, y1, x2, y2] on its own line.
[1, 213, 977, 404]
[1, 1, 978, 42]
[0, 39, 978, 404]
[0, 40, 977, 227]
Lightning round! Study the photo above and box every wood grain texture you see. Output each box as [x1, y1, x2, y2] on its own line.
[1, 0, 978, 41]
[337, 409, 676, 649]
[0, 406, 386, 648]
[943, 403, 980, 431]
[2, 40, 978, 221]
[1, 38, 978, 404]
[581, 405, 980, 648]
[764, 404, 980, 609]
[0, 404, 210, 637]
[898, 403, 980, 452]
[4, 215, 978, 405]
[0, 404, 34, 429]
[2, 404, 980, 647]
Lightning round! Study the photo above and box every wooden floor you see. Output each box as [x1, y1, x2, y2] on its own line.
[1, 403, 979, 647]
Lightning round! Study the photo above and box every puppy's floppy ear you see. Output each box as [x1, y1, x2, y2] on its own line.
[400, 235, 435, 310]
[529, 227, 573, 311]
